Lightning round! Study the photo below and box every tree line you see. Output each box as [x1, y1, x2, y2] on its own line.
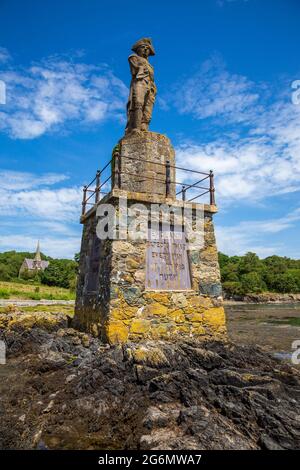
[0, 251, 78, 290]
[0, 250, 300, 296]
[219, 252, 300, 296]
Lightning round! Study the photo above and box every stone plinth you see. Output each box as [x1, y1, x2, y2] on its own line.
[74, 189, 226, 344]
[113, 132, 176, 198]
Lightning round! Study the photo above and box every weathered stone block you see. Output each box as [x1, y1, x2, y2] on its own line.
[114, 132, 176, 198]
[105, 320, 129, 344]
[144, 302, 168, 317]
[130, 319, 151, 335]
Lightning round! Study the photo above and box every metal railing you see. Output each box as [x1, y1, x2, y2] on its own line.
[81, 154, 216, 216]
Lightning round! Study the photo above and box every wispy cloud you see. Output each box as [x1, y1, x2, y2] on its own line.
[0, 169, 80, 221]
[216, 207, 300, 258]
[0, 234, 80, 259]
[172, 55, 260, 123]
[0, 170, 68, 191]
[0, 169, 82, 257]
[0, 186, 82, 221]
[172, 56, 300, 204]
[0, 51, 128, 139]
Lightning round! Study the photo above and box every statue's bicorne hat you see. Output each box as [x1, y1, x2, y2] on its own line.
[131, 37, 155, 56]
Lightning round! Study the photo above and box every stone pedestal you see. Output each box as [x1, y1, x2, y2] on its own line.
[74, 132, 226, 344]
[113, 132, 176, 197]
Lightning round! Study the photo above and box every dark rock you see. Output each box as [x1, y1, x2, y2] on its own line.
[135, 365, 160, 384]
[259, 434, 284, 450]
[1, 318, 300, 450]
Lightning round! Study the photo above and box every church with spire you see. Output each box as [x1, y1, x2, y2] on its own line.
[19, 241, 49, 277]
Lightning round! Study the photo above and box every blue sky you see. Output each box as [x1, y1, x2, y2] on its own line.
[0, 0, 300, 258]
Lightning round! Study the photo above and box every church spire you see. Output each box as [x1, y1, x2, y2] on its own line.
[34, 240, 42, 262]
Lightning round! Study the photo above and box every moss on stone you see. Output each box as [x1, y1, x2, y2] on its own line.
[144, 292, 170, 305]
[145, 303, 168, 317]
[105, 320, 129, 344]
[130, 318, 151, 335]
[131, 345, 170, 368]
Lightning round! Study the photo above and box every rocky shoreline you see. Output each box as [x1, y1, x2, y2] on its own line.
[224, 293, 300, 304]
[0, 310, 300, 450]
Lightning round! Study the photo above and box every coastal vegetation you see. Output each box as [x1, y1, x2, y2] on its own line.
[219, 252, 300, 296]
[1, 250, 300, 300]
[0, 250, 78, 290]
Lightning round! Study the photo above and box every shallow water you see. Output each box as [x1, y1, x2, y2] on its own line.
[225, 302, 300, 365]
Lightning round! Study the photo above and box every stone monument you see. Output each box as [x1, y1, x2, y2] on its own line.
[74, 38, 226, 343]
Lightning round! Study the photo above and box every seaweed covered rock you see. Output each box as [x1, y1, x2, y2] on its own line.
[0, 312, 299, 450]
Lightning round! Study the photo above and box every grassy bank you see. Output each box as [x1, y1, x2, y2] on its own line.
[0, 304, 74, 316]
[0, 281, 75, 301]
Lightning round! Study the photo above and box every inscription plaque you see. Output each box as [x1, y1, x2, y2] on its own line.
[146, 228, 191, 290]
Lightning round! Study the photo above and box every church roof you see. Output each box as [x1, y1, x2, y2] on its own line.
[22, 259, 49, 270]
[19, 241, 49, 273]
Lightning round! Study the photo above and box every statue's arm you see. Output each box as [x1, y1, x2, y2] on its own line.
[128, 55, 145, 80]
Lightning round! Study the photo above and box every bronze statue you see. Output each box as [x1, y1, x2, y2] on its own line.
[125, 38, 156, 134]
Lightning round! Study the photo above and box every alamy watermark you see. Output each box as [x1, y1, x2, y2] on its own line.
[0, 79, 6, 105]
[291, 80, 300, 105]
[0, 340, 6, 365]
[291, 340, 300, 365]
[95, 196, 205, 250]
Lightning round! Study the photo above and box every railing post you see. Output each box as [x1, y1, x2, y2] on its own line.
[182, 185, 186, 202]
[166, 160, 171, 197]
[114, 150, 121, 189]
[82, 185, 87, 216]
[95, 170, 100, 203]
[209, 170, 216, 205]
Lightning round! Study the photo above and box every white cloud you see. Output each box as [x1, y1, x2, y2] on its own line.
[172, 57, 300, 204]
[0, 170, 80, 221]
[0, 170, 82, 258]
[176, 123, 300, 203]
[0, 52, 128, 139]
[0, 170, 68, 191]
[0, 234, 80, 259]
[175, 57, 300, 256]
[172, 56, 260, 123]
[0, 187, 82, 221]
[216, 208, 300, 258]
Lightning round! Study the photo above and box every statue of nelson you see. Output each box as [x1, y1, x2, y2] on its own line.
[125, 38, 157, 134]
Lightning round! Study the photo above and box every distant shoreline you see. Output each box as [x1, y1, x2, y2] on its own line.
[224, 293, 300, 304]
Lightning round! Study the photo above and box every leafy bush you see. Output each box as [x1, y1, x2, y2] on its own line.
[240, 272, 266, 293]
[222, 281, 245, 297]
[41, 259, 77, 289]
[270, 273, 299, 293]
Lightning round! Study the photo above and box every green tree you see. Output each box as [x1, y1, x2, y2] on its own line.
[238, 252, 262, 275]
[263, 255, 288, 274]
[218, 252, 230, 269]
[222, 281, 245, 297]
[41, 259, 77, 289]
[241, 271, 266, 293]
[271, 273, 299, 293]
